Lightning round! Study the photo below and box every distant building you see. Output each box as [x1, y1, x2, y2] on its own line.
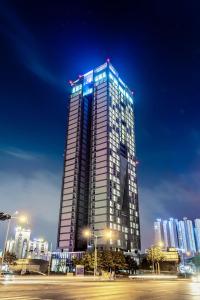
[6, 227, 49, 260]
[168, 218, 179, 248]
[194, 219, 200, 252]
[12, 226, 31, 259]
[183, 218, 196, 253]
[154, 218, 199, 255]
[6, 239, 15, 255]
[163, 220, 169, 248]
[154, 219, 162, 245]
[28, 238, 49, 260]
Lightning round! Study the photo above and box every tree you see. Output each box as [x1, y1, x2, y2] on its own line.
[146, 246, 166, 274]
[112, 251, 127, 272]
[3, 251, 17, 265]
[73, 250, 127, 273]
[98, 250, 126, 272]
[125, 256, 138, 274]
[139, 256, 151, 270]
[73, 252, 95, 271]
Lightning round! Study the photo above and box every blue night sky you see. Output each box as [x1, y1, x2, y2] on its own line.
[0, 0, 200, 250]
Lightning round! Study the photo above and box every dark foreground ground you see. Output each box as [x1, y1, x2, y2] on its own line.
[0, 276, 200, 300]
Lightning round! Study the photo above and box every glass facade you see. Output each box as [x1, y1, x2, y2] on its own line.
[58, 62, 140, 252]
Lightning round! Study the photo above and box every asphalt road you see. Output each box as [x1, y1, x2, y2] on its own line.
[0, 277, 200, 300]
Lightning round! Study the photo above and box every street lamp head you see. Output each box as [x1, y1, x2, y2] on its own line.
[104, 229, 112, 239]
[83, 229, 91, 238]
[18, 215, 28, 223]
[158, 241, 164, 248]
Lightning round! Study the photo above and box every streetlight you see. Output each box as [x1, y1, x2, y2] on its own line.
[103, 229, 112, 239]
[1, 211, 28, 270]
[48, 242, 53, 276]
[83, 228, 112, 277]
[18, 215, 28, 223]
[83, 229, 91, 238]
[158, 241, 164, 248]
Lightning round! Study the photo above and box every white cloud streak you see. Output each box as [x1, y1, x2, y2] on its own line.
[1, 148, 37, 160]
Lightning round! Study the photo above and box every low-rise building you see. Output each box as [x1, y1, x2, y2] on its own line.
[51, 251, 84, 273]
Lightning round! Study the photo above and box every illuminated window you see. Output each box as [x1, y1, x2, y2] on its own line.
[83, 70, 93, 84]
[83, 87, 93, 96]
[72, 84, 82, 94]
[94, 72, 106, 82]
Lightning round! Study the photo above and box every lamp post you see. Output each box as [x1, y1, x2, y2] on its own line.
[83, 229, 112, 277]
[93, 234, 98, 277]
[1, 212, 28, 270]
[48, 242, 53, 276]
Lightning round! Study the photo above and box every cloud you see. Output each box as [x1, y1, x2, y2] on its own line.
[0, 170, 60, 249]
[0, 2, 60, 86]
[140, 172, 200, 250]
[1, 148, 37, 160]
[1, 144, 200, 254]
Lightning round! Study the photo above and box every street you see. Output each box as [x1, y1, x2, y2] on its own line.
[0, 277, 200, 300]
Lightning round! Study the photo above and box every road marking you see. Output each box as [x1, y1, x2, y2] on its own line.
[1, 280, 64, 285]
[0, 297, 29, 299]
[0, 298, 41, 300]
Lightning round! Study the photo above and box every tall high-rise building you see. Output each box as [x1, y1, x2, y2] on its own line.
[163, 220, 169, 248]
[14, 226, 31, 259]
[58, 61, 140, 252]
[168, 218, 179, 248]
[154, 217, 198, 255]
[177, 220, 187, 251]
[154, 219, 162, 245]
[194, 219, 200, 253]
[183, 217, 196, 253]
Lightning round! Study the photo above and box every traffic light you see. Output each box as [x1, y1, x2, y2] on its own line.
[0, 212, 11, 221]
